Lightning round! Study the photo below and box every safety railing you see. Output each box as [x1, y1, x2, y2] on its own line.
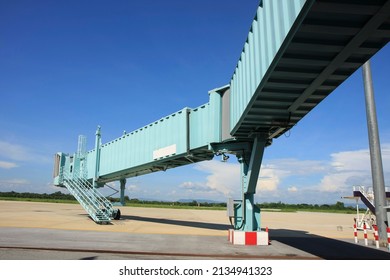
[61, 167, 115, 223]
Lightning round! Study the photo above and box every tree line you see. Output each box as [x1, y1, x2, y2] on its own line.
[0, 191, 76, 200]
[0, 191, 358, 211]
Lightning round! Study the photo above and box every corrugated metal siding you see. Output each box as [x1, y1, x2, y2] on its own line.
[86, 150, 95, 179]
[230, 0, 307, 132]
[98, 109, 189, 176]
[189, 104, 210, 150]
[208, 91, 222, 144]
[221, 88, 231, 141]
[188, 94, 222, 150]
[230, 0, 390, 138]
[80, 92, 223, 181]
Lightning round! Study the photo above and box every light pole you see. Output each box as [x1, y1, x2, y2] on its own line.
[362, 60, 387, 245]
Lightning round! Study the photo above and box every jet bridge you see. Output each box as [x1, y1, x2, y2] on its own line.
[54, 89, 224, 186]
[54, 0, 390, 241]
[53, 88, 228, 223]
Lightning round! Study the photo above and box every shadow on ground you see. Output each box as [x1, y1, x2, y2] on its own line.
[120, 216, 390, 259]
[269, 228, 390, 260]
[121, 214, 230, 231]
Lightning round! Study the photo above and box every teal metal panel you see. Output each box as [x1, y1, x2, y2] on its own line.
[98, 108, 189, 177]
[62, 154, 73, 178]
[189, 90, 222, 150]
[87, 150, 96, 179]
[230, 0, 307, 132]
[189, 104, 210, 150]
[208, 90, 222, 144]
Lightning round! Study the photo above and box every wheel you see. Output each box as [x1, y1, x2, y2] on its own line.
[113, 209, 121, 220]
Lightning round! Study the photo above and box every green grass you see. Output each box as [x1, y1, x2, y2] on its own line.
[0, 197, 79, 204]
[125, 202, 226, 211]
[0, 197, 225, 209]
[0, 197, 358, 214]
[109, 203, 356, 213]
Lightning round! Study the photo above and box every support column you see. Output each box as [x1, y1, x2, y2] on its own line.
[362, 61, 387, 245]
[120, 178, 126, 206]
[93, 126, 102, 188]
[237, 135, 267, 232]
[211, 138, 269, 244]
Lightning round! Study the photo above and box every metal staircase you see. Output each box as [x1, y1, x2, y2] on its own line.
[347, 186, 390, 230]
[61, 168, 120, 223]
[353, 186, 376, 214]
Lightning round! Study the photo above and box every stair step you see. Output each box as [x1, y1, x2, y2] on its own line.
[62, 170, 116, 223]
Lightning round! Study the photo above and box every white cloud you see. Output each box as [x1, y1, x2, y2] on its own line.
[127, 184, 139, 191]
[0, 161, 18, 169]
[288, 186, 298, 192]
[0, 140, 50, 163]
[123, 183, 163, 199]
[193, 160, 240, 197]
[317, 144, 390, 192]
[257, 159, 326, 193]
[0, 179, 30, 185]
[0, 179, 61, 194]
[258, 144, 390, 196]
[180, 181, 199, 188]
[180, 181, 213, 192]
[0, 179, 31, 191]
[177, 143, 390, 203]
[0, 141, 31, 161]
[191, 158, 327, 199]
[258, 167, 280, 192]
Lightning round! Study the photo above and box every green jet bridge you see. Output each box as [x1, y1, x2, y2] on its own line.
[54, 0, 390, 236]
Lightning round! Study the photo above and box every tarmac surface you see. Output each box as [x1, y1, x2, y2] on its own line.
[0, 200, 389, 260]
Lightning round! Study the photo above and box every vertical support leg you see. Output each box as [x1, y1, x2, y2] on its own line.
[238, 135, 268, 232]
[93, 126, 102, 188]
[120, 178, 126, 206]
[214, 138, 270, 245]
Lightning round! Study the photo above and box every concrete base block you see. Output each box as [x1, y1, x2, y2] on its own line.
[228, 229, 269, 246]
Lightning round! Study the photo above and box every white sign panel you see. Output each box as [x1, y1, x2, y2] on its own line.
[153, 144, 177, 160]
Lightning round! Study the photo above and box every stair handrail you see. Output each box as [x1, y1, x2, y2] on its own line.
[72, 174, 115, 213]
[61, 167, 112, 222]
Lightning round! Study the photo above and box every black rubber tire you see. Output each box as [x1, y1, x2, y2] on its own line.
[113, 209, 121, 220]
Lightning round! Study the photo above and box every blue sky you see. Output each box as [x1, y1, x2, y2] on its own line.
[0, 0, 389, 204]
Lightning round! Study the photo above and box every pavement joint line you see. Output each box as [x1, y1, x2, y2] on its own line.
[0, 246, 321, 260]
[0, 225, 227, 236]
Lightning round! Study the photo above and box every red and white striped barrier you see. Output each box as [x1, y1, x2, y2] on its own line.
[353, 223, 358, 243]
[387, 227, 390, 251]
[373, 225, 379, 248]
[354, 223, 390, 250]
[228, 229, 269, 246]
[363, 223, 368, 246]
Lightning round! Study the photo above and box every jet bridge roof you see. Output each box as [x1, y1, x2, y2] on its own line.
[230, 0, 390, 139]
